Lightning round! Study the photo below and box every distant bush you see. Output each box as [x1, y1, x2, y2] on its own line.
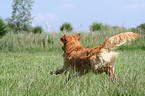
[33, 26, 43, 34]
[60, 22, 73, 32]
[102, 24, 111, 31]
[137, 23, 145, 30]
[90, 22, 103, 31]
[130, 28, 138, 32]
[112, 26, 120, 29]
[90, 22, 111, 32]
[0, 18, 8, 37]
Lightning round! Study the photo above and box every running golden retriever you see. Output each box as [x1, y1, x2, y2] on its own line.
[50, 32, 138, 82]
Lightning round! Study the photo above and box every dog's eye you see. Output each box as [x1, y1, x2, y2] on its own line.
[61, 38, 66, 42]
[61, 37, 67, 43]
[64, 39, 66, 41]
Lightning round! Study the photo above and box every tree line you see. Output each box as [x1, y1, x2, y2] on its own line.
[0, 0, 145, 37]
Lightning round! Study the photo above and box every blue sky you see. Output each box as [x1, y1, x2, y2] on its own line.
[0, 0, 145, 32]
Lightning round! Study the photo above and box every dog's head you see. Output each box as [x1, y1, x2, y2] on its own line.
[60, 33, 83, 53]
[60, 33, 80, 44]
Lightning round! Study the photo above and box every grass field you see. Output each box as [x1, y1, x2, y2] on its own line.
[0, 47, 145, 96]
[0, 30, 145, 96]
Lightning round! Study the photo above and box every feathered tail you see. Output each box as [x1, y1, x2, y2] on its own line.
[101, 32, 139, 51]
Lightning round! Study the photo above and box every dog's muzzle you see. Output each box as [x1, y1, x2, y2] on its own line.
[62, 45, 66, 51]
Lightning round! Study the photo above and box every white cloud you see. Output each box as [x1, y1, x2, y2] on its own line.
[123, 4, 139, 10]
[122, 4, 145, 11]
[58, 4, 74, 10]
[33, 13, 58, 22]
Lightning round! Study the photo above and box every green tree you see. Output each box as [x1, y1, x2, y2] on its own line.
[130, 28, 137, 32]
[6, 0, 34, 32]
[33, 26, 43, 34]
[60, 22, 73, 32]
[90, 22, 103, 31]
[137, 23, 145, 30]
[0, 18, 8, 37]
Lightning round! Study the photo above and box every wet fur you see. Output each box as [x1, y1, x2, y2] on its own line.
[50, 32, 138, 81]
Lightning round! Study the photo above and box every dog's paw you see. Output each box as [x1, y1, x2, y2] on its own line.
[50, 70, 55, 75]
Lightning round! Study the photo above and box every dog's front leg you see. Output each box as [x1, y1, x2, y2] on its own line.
[50, 68, 66, 75]
[50, 65, 71, 75]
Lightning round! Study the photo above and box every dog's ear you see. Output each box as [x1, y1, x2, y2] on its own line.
[60, 35, 67, 44]
[76, 33, 81, 40]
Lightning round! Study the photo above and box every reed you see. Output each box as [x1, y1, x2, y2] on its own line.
[0, 29, 144, 51]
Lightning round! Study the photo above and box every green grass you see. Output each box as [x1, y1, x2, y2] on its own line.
[0, 48, 145, 96]
[0, 30, 145, 95]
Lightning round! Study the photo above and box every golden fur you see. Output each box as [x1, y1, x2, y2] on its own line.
[50, 32, 139, 81]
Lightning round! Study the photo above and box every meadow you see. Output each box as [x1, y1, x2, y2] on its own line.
[0, 30, 145, 96]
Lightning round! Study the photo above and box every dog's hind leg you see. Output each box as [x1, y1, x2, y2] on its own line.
[94, 65, 119, 83]
[104, 65, 119, 83]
